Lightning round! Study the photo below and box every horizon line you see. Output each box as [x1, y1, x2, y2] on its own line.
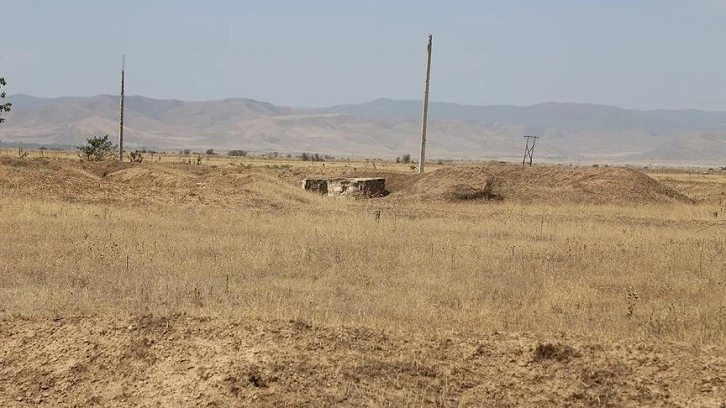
[6, 93, 725, 113]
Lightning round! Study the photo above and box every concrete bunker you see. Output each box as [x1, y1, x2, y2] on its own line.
[302, 177, 388, 198]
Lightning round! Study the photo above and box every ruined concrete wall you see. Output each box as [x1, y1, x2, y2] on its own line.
[302, 179, 328, 195]
[303, 178, 387, 198]
[358, 178, 386, 197]
[328, 178, 387, 197]
[327, 178, 352, 195]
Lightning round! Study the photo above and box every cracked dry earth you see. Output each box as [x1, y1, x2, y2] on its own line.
[1, 315, 725, 407]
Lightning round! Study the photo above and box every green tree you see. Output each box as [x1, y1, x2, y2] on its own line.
[0, 77, 11, 124]
[77, 135, 116, 161]
[228, 149, 248, 157]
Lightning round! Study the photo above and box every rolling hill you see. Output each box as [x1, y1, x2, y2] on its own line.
[2, 94, 726, 165]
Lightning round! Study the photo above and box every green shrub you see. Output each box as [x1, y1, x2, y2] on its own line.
[77, 135, 116, 162]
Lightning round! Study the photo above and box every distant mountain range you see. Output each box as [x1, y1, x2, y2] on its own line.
[2, 94, 726, 165]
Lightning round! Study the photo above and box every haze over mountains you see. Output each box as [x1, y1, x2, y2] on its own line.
[2, 94, 726, 165]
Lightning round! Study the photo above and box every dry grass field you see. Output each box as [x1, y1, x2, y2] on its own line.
[1, 153, 726, 406]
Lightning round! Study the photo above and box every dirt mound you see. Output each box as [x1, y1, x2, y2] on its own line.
[402, 163, 693, 204]
[0, 158, 323, 210]
[0, 315, 723, 407]
[104, 167, 195, 188]
[77, 160, 137, 178]
[0, 158, 694, 207]
[100, 166, 322, 209]
[0, 157, 105, 197]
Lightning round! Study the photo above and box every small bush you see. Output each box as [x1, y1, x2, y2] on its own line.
[77, 135, 116, 162]
[129, 150, 144, 163]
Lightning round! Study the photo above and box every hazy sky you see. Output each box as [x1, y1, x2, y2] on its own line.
[2, 0, 726, 110]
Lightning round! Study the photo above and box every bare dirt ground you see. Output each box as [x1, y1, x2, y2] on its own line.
[2, 156, 726, 406]
[1, 315, 725, 407]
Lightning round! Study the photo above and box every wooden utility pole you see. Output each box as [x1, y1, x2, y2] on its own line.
[418, 34, 433, 175]
[119, 55, 125, 161]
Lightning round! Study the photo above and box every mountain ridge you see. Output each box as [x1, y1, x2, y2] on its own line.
[2, 94, 726, 164]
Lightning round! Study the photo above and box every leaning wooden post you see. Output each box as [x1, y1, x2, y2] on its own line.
[418, 34, 433, 175]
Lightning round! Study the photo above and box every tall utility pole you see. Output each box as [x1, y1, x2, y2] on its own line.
[522, 135, 539, 166]
[418, 34, 433, 175]
[119, 55, 126, 161]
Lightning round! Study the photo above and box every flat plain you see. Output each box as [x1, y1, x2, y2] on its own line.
[1, 151, 725, 407]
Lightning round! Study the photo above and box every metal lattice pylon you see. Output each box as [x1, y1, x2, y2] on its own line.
[522, 135, 539, 166]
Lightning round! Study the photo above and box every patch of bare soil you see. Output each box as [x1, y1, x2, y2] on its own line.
[402, 163, 694, 204]
[0, 315, 724, 407]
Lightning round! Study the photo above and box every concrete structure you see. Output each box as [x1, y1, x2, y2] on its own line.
[302, 179, 328, 195]
[302, 177, 387, 198]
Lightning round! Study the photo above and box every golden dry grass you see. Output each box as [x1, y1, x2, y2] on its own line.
[5, 147, 441, 173]
[648, 170, 726, 204]
[2, 156, 726, 345]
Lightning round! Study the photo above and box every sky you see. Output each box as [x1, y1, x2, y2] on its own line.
[2, 0, 726, 110]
